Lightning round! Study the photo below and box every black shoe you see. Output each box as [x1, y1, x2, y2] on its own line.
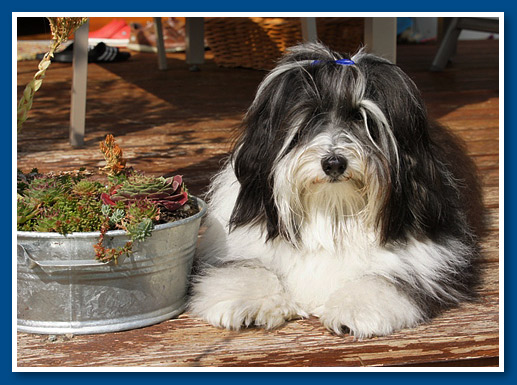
[36, 42, 130, 63]
[89, 42, 131, 62]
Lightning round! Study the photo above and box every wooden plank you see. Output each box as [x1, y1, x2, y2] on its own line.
[478, 260, 499, 294]
[483, 186, 499, 209]
[479, 230, 500, 263]
[400, 357, 499, 367]
[485, 208, 499, 232]
[479, 167, 499, 187]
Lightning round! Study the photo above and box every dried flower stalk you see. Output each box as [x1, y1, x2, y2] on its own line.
[99, 134, 127, 177]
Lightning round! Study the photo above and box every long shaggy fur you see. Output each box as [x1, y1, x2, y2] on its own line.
[189, 43, 482, 338]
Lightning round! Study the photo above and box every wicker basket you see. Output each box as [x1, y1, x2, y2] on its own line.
[205, 17, 364, 70]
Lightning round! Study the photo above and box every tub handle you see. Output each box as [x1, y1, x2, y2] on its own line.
[17, 244, 114, 271]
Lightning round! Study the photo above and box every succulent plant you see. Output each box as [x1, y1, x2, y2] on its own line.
[17, 135, 198, 264]
[101, 174, 188, 211]
[17, 169, 107, 234]
[73, 179, 103, 196]
[17, 196, 41, 229]
[17, 168, 40, 195]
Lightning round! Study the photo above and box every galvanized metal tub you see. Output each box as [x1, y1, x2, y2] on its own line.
[17, 197, 206, 335]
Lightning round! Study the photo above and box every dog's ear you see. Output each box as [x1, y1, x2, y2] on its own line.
[228, 72, 295, 240]
[229, 119, 280, 240]
[381, 133, 475, 246]
[378, 131, 461, 244]
[359, 57, 471, 244]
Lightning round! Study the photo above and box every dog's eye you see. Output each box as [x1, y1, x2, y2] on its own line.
[351, 109, 363, 121]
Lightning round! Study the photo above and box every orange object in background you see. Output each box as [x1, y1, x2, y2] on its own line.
[88, 19, 131, 46]
[89, 17, 186, 31]
[88, 17, 187, 49]
[88, 17, 154, 32]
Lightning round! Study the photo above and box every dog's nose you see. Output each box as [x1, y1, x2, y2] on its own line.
[321, 155, 348, 178]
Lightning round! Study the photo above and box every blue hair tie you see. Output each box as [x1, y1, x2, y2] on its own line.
[312, 58, 355, 66]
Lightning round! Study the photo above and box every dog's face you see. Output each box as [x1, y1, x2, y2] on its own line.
[228, 43, 463, 248]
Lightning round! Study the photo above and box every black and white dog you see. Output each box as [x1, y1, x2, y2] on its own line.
[189, 43, 480, 338]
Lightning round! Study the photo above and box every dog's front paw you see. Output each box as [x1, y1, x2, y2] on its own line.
[196, 293, 302, 330]
[319, 298, 388, 338]
[189, 265, 305, 330]
[319, 278, 423, 339]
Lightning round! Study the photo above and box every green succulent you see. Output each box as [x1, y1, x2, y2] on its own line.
[17, 136, 198, 264]
[16, 169, 107, 234]
[17, 195, 41, 230]
[73, 179, 104, 196]
[102, 174, 188, 211]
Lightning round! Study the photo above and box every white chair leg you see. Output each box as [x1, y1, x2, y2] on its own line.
[154, 17, 168, 70]
[430, 17, 498, 71]
[430, 18, 461, 71]
[301, 17, 318, 42]
[364, 17, 397, 64]
[70, 19, 89, 147]
[186, 17, 205, 70]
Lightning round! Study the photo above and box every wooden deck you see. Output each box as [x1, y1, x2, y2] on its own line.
[16, 39, 500, 368]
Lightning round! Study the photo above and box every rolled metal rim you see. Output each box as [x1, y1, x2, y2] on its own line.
[17, 303, 187, 335]
[17, 196, 207, 239]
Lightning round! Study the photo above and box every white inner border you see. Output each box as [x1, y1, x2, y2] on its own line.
[13, 11, 504, 373]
